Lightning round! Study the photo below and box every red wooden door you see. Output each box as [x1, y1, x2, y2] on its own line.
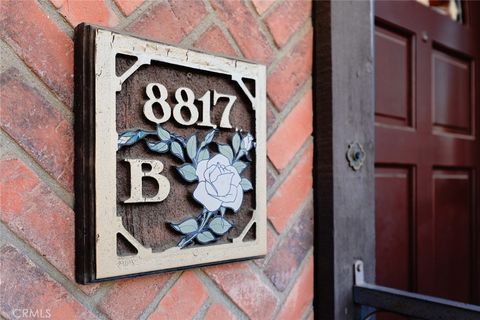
[374, 1, 480, 304]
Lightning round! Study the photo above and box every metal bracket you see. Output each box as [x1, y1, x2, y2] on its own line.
[353, 260, 480, 320]
[354, 260, 365, 285]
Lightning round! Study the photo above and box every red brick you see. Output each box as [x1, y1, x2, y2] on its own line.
[277, 256, 314, 319]
[0, 70, 74, 191]
[100, 273, 171, 320]
[0, 160, 37, 220]
[265, 199, 313, 291]
[204, 303, 236, 320]
[149, 271, 208, 320]
[205, 262, 278, 320]
[127, 0, 206, 43]
[0, 245, 96, 320]
[0, 1, 74, 107]
[252, 0, 276, 15]
[267, 30, 313, 110]
[268, 145, 313, 232]
[254, 228, 278, 268]
[193, 25, 237, 57]
[0, 159, 97, 295]
[115, 0, 144, 16]
[264, 0, 311, 48]
[268, 90, 313, 170]
[211, 0, 273, 64]
[52, 0, 119, 27]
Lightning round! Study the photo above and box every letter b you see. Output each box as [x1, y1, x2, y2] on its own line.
[124, 159, 170, 203]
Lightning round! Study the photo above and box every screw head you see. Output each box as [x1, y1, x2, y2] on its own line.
[422, 31, 429, 42]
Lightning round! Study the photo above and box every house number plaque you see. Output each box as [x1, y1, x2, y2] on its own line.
[74, 24, 267, 283]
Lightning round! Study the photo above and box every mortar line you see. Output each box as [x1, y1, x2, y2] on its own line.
[195, 269, 249, 320]
[267, 19, 313, 74]
[268, 191, 314, 250]
[266, 169, 280, 201]
[116, 0, 163, 30]
[253, 222, 280, 269]
[260, 219, 280, 262]
[105, 0, 126, 21]
[180, 13, 216, 48]
[247, 257, 286, 296]
[37, 0, 75, 38]
[270, 189, 313, 248]
[266, 137, 314, 199]
[270, 248, 314, 319]
[263, 190, 314, 274]
[267, 218, 279, 237]
[263, 194, 314, 303]
[204, 0, 247, 58]
[0, 130, 74, 208]
[267, 78, 313, 140]
[243, 0, 280, 55]
[138, 271, 182, 320]
[0, 223, 109, 320]
[85, 283, 114, 307]
[302, 303, 315, 320]
[275, 77, 313, 123]
[192, 297, 212, 320]
[0, 40, 74, 120]
[256, 0, 282, 18]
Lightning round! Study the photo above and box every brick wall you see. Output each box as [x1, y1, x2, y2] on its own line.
[0, 0, 313, 319]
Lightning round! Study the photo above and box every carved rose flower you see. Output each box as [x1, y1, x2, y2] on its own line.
[193, 154, 243, 212]
[241, 133, 255, 151]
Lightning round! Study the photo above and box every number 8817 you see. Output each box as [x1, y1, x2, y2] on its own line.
[143, 83, 237, 129]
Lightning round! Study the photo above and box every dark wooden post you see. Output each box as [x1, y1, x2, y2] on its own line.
[313, 1, 376, 318]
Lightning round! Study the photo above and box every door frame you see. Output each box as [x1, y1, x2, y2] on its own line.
[313, 1, 376, 318]
[313, 1, 480, 318]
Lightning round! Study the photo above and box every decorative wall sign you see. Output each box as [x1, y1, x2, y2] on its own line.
[74, 24, 267, 283]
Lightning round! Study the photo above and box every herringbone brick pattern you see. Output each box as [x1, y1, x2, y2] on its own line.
[0, 1, 313, 319]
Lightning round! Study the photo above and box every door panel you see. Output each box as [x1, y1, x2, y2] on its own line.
[432, 47, 473, 136]
[375, 0, 479, 304]
[375, 166, 415, 291]
[375, 24, 414, 128]
[432, 169, 473, 302]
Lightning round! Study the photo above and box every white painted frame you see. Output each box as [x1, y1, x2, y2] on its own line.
[93, 29, 267, 279]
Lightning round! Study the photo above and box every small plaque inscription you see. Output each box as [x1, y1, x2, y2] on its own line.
[74, 24, 267, 283]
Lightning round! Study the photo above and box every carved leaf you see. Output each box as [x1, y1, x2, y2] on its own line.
[156, 125, 171, 141]
[209, 217, 233, 235]
[240, 178, 253, 191]
[197, 148, 209, 162]
[147, 141, 169, 153]
[218, 144, 234, 163]
[200, 129, 216, 149]
[236, 149, 246, 161]
[204, 129, 216, 145]
[170, 218, 198, 234]
[186, 135, 197, 161]
[177, 164, 198, 182]
[196, 230, 216, 244]
[232, 161, 247, 174]
[170, 141, 184, 161]
[117, 130, 145, 149]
